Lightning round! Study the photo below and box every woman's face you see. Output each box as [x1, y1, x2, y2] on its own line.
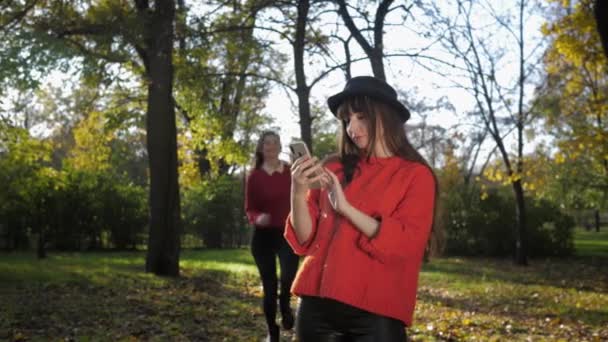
[345, 111, 390, 156]
[345, 112, 371, 151]
[261, 134, 281, 160]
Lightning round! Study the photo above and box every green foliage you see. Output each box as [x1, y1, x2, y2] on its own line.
[0, 28, 72, 91]
[311, 110, 338, 159]
[538, 0, 608, 212]
[0, 119, 147, 251]
[442, 185, 512, 256]
[52, 170, 147, 250]
[311, 130, 337, 160]
[0, 0, 138, 93]
[442, 183, 575, 257]
[0, 122, 55, 249]
[0, 168, 148, 251]
[172, 1, 279, 178]
[181, 175, 248, 248]
[526, 199, 575, 256]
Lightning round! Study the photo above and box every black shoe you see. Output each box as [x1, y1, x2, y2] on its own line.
[281, 307, 295, 330]
[266, 324, 279, 342]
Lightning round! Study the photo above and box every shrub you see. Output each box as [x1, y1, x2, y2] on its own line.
[442, 183, 574, 257]
[182, 175, 248, 248]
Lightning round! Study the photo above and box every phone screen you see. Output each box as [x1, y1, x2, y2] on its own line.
[289, 142, 310, 161]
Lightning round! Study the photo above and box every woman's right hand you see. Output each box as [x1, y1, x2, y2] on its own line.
[255, 213, 271, 226]
[291, 156, 328, 196]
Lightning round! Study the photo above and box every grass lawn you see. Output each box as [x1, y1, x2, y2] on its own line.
[574, 227, 608, 258]
[1, 229, 607, 341]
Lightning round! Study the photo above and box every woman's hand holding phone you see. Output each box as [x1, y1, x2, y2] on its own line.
[291, 158, 351, 215]
[291, 156, 328, 196]
[289, 141, 328, 193]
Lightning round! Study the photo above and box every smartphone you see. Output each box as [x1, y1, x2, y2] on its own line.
[289, 141, 322, 189]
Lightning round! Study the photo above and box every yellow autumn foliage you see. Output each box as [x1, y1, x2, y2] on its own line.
[541, 0, 607, 185]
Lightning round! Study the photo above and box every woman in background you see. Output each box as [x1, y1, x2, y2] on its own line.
[245, 131, 299, 342]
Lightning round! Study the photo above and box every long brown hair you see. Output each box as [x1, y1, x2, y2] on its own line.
[336, 96, 444, 257]
[252, 131, 281, 170]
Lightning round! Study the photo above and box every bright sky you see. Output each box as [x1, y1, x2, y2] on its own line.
[259, 0, 548, 161]
[3, 1, 548, 166]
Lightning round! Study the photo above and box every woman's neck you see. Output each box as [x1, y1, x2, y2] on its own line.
[372, 141, 393, 158]
[263, 158, 281, 169]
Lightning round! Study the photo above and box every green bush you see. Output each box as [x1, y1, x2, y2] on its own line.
[53, 171, 147, 250]
[526, 199, 574, 256]
[181, 175, 248, 248]
[0, 124, 147, 251]
[443, 183, 574, 257]
[0, 169, 147, 251]
[443, 186, 512, 256]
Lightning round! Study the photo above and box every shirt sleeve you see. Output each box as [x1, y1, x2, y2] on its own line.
[356, 165, 436, 265]
[244, 171, 263, 226]
[284, 187, 321, 255]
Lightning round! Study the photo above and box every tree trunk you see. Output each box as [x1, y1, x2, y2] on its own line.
[513, 0, 528, 266]
[336, 0, 391, 81]
[369, 49, 386, 81]
[512, 179, 528, 265]
[196, 148, 212, 176]
[294, 0, 313, 151]
[594, 0, 608, 59]
[35, 200, 46, 259]
[297, 89, 313, 151]
[36, 230, 46, 259]
[142, 0, 181, 277]
[342, 37, 353, 79]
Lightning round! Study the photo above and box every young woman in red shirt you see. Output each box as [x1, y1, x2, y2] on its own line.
[245, 131, 299, 342]
[286, 76, 438, 341]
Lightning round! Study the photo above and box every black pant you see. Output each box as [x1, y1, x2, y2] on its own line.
[251, 228, 299, 331]
[296, 296, 407, 342]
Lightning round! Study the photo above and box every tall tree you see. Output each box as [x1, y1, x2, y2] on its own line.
[334, 0, 415, 81]
[335, 0, 392, 80]
[136, 0, 180, 276]
[293, 0, 314, 150]
[254, 0, 339, 152]
[427, 0, 545, 265]
[174, 0, 275, 178]
[541, 0, 607, 231]
[0, 0, 181, 275]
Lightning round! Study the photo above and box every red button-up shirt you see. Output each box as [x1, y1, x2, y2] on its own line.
[284, 157, 435, 326]
[245, 164, 291, 229]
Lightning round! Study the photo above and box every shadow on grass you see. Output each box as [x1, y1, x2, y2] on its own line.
[0, 253, 267, 341]
[417, 286, 608, 328]
[422, 256, 608, 294]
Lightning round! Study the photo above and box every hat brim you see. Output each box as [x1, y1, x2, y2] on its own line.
[327, 90, 410, 122]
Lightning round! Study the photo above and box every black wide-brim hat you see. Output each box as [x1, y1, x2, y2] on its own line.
[327, 76, 410, 122]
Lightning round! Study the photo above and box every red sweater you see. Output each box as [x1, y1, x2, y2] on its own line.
[284, 157, 435, 326]
[245, 164, 291, 228]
